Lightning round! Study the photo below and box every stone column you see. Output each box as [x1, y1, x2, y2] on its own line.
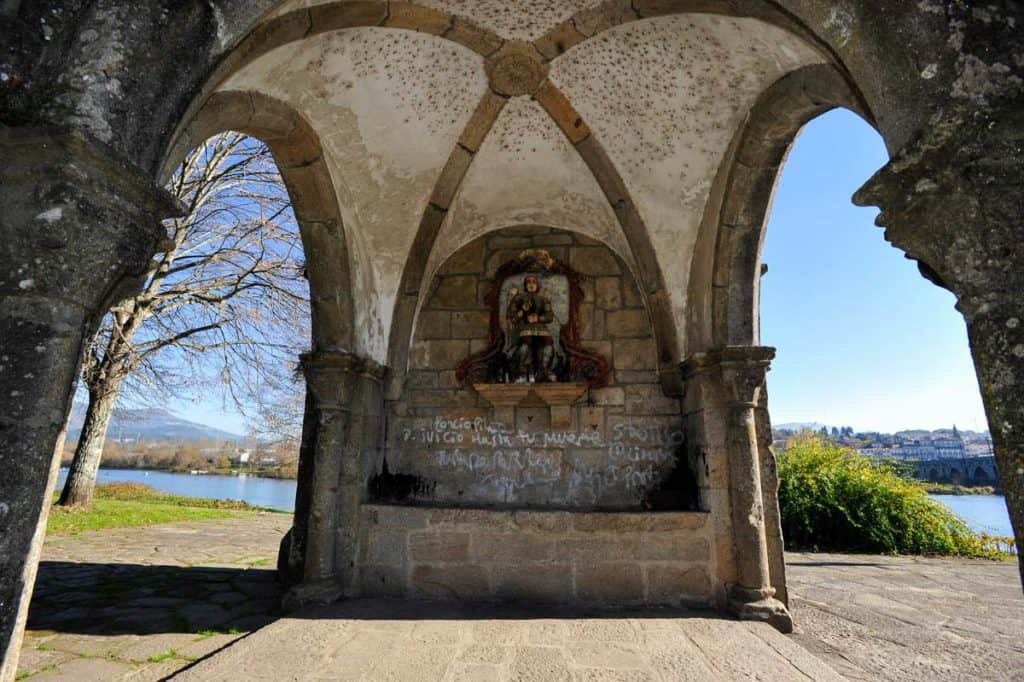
[281, 350, 386, 608]
[755, 382, 788, 606]
[680, 346, 791, 631]
[854, 108, 1024, 586]
[717, 346, 792, 632]
[0, 128, 174, 679]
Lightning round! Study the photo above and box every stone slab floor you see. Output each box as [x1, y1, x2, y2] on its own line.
[17, 514, 1023, 681]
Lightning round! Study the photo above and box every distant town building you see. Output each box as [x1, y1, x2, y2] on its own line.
[889, 438, 966, 461]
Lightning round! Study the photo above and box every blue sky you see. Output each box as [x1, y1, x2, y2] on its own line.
[760, 109, 986, 433]
[174, 109, 988, 436]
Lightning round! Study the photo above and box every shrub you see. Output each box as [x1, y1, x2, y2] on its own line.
[776, 434, 1000, 557]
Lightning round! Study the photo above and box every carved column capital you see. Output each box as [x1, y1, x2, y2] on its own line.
[718, 346, 774, 407]
[299, 350, 388, 411]
[680, 346, 775, 407]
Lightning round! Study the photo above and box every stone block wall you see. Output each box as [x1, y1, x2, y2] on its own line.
[376, 227, 698, 510]
[358, 505, 714, 607]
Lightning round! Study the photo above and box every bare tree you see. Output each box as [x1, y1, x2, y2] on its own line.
[58, 132, 310, 507]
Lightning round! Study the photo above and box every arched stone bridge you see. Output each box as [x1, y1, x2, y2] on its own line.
[910, 457, 1000, 487]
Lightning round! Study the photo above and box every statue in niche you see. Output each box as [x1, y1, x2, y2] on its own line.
[505, 273, 560, 382]
[457, 248, 609, 387]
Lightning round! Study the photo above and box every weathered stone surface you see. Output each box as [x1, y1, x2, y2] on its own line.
[570, 247, 621, 276]
[605, 309, 650, 338]
[613, 339, 657, 370]
[624, 384, 680, 416]
[416, 310, 451, 339]
[534, 21, 587, 60]
[534, 80, 591, 143]
[595, 277, 622, 310]
[411, 564, 489, 599]
[440, 238, 486, 275]
[571, 0, 638, 37]
[492, 563, 572, 602]
[430, 275, 481, 309]
[589, 386, 625, 406]
[385, 2, 451, 34]
[366, 530, 407, 565]
[308, 2, 388, 33]
[450, 310, 489, 338]
[409, 532, 471, 562]
[472, 533, 554, 562]
[576, 563, 644, 604]
[431, 151, 474, 213]
[458, 91, 508, 153]
[0, 128, 174, 679]
[410, 340, 470, 369]
[445, 17, 504, 57]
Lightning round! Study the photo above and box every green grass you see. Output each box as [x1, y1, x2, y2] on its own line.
[45, 483, 276, 535]
[777, 435, 1013, 559]
[147, 649, 178, 663]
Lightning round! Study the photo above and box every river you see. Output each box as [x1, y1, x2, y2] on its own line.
[57, 468, 298, 512]
[58, 469, 1015, 536]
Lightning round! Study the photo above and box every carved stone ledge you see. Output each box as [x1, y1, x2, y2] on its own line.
[474, 381, 588, 428]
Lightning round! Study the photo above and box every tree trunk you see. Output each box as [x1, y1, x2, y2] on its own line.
[58, 385, 121, 508]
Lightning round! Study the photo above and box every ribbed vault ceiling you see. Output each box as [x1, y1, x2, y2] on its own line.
[215, 0, 826, 363]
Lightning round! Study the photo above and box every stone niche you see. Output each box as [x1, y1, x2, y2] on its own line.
[373, 227, 699, 512]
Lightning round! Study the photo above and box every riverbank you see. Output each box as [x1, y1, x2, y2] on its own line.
[47, 483, 282, 535]
[18, 514, 1023, 681]
[89, 463, 297, 480]
[920, 482, 999, 495]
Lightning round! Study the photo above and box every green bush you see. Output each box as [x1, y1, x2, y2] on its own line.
[776, 435, 1002, 557]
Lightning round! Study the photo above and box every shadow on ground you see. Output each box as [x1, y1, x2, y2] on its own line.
[28, 561, 283, 636]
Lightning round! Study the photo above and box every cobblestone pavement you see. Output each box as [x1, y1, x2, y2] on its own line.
[17, 512, 290, 681]
[787, 551, 1024, 681]
[175, 599, 843, 682]
[17, 516, 1024, 681]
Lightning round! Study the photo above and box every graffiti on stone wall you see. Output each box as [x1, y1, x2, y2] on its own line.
[389, 414, 690, 508]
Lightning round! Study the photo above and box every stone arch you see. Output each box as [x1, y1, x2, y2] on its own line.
[950, 468, 963, 485]
[685, 63, 874, 351]
[974, 466, 990, 484]
[162, 90, 356, 353]
[929, 468, 941, 483]
[161, 0, 866, 379]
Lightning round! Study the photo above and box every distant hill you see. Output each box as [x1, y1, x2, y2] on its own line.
[67, 402, 242, 443]
[775, 422, 829, 432]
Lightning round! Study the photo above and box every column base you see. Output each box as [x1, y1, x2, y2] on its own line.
[728, 587, 793, 633]
[281, 578, 343, 612]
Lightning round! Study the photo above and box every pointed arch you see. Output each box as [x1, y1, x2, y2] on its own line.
[686, 63, 873, 352]
[162, 90, 356, 353]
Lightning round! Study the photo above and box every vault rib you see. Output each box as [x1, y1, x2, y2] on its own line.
[385, 87, 509, 384]
[531, 79, 680, 386]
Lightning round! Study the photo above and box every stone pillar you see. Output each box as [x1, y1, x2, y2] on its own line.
[281, 350, 386, 608]
[853, 108, 1024, 586]
[755, 382, 788, 606]
[0, 127, 174, 679]
[717, 346, 792, 632]
[681, 347, 791, 631]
